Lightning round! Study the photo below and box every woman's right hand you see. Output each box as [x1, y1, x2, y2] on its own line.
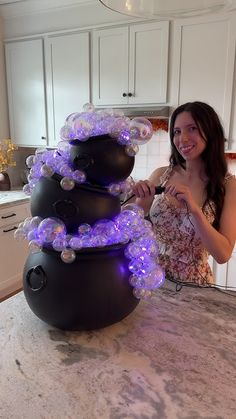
[132, 180, 156, 199]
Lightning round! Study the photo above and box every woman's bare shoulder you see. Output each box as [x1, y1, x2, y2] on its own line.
[149, 166, 170, 184]
[225, 173, 236, 195]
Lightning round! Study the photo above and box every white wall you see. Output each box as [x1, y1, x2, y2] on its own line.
[0, 16, 9, 138]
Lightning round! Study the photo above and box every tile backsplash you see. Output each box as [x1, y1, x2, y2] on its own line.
[131, 129, 170, 181]
[132, 133, 236, 181]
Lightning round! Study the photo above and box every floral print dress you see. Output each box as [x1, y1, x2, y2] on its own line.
[149, 167, 233, 285]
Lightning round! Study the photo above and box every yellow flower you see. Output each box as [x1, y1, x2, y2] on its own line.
[0, 139, 17, 172]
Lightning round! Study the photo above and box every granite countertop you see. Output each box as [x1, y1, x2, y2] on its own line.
[0, 189, 30, 208]
[0, 281, 235, 419]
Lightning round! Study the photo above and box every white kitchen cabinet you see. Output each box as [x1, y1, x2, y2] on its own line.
[171, 14, 236, 141]
[5, 38, 47, 147]
[226, 249, 236, 290]
[45, 31, 90, 147]
[5, 32, 91, 149]
[0, 202, 30, 299]
[212, 244, 236, 291]
[92, 21, 169, 107]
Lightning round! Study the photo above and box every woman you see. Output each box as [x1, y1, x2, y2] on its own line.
[132, 101, 236, 285]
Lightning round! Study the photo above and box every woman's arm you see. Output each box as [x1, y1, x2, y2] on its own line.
[165, 177, 236, 263]
[132, 167, 168, 216]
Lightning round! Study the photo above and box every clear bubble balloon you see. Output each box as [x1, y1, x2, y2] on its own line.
[59, 164, 73, 177]
[129, 274, 144, 288]
[73, 170, 86, 183]
[60, 177, 75, 191]
[14, 228, 26, 241]
[108, 183, 121, 196]
[128, 255, 156, 276]
[40, 164, 54, 178]
[121, 203, 144, 218]
[57, 141, 71, 153]
[125, 144, 139, 157]
[83, 103, 95, 112]
[37, 218, 66, 243]
[69, 236, 83, 250]
[30, 216, 43, 229]
[60, 125, 76, 141]
[129, 117, 153, 145]
[133, 288, 152, 299]
[23, 183, 32, 196]
[29, 240, 42, 253]
[65, 112, 80, 126]
[25, 155, 35, 168]
[61, 249, 76, 264]
[110, 117, 130, 139]
[78, 223, 91, 235]
[27, 230, 37, 241]
[52, 237, 67, 252]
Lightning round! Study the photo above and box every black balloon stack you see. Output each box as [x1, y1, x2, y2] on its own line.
[15, 104, 165, 330]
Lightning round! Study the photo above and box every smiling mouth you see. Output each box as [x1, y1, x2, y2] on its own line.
[180, 145, 194, 153]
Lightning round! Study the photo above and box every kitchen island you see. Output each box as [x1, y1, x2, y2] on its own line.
[0, 281, 235, 419]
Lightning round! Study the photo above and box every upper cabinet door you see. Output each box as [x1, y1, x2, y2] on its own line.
[128, 21, 169, 105]
[171, 15, 235, 141]
[92, 22, 169, 107]
[5, 39, 47, 147]
[92, 26, 129, 107]
[45, 32, 90, 147]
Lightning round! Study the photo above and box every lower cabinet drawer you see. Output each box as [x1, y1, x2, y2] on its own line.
[0, 203, 29, 228]
[0, 203, 30, 299]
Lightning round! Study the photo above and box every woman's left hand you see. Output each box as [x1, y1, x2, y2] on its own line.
[164, 183, 199, 214]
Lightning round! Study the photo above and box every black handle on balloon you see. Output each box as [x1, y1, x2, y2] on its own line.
[121, 185, 165, 206]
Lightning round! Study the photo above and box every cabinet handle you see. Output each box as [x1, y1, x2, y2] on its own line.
[41, 136, 47, 140]
[128, 93, 133, 97]
[122, 93, 127, 97]
[3, 226, 18, 233]
[1, 213, 16, 219]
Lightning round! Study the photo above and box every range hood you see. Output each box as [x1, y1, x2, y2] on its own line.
[121, 106, 170, 118]
[97, 106, 170, 118]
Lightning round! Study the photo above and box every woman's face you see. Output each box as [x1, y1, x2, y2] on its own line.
[173, 111, 206, 161]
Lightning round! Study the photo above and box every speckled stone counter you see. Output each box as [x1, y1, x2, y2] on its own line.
[0, 281, 235, 419]
[0, 189, 29, 208]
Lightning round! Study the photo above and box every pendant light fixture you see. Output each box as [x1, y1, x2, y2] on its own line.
[98, 0, 235, 19]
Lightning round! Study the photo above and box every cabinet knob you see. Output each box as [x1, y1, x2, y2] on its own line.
[122, 93, 127, 97]
[128, 93, 133, 97]
[41, 136, 47, 140]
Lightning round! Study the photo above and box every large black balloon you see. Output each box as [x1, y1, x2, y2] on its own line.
[23, 133, 139, 331]
[23, 244, 139, 330]
[70, 134, 135, 186]
[30, 176, 121, 233]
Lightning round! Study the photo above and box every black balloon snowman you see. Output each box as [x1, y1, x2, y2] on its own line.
[15, 104, 165, 330]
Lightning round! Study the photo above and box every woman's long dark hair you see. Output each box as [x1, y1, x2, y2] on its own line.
[169, 101, 227, 230]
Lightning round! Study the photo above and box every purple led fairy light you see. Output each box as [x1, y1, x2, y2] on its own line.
[14, 203, 165, 299]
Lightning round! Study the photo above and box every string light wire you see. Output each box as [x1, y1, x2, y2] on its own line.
[121, 190, 236, 297]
